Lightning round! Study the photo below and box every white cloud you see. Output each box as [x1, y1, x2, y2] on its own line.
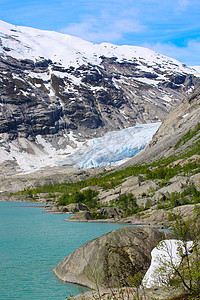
[61, 14, 145, 43]
[63, 20, 121, 42]
[144, 39, 200, 66]
[114, 19, 145, 33]
[176, 0, 190, 11]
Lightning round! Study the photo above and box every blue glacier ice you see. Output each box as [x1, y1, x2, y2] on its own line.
[59, 122, 161, 169]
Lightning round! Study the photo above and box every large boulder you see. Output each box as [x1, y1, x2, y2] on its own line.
[53, 226, 171, 289]
[65, 211, 92, 221]
[100, 207, 124, 218]
[190, 173, 200, 191]
[64, 203, 89, 213]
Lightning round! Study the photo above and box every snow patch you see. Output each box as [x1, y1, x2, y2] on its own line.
[133, 77, 161, 86]
[143, 239, 193, 288]
[190, 66, 200, 73]
[162, 94, 172, 102]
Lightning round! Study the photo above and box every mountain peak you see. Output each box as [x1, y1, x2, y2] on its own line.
[0, 20, 199, 77]
[0, 20, 200, 175]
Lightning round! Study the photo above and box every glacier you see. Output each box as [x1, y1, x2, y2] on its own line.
[57, 122, 161, 169]
[0, 122, 160, 174]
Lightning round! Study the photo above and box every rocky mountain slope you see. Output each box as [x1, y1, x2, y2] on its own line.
[36, 86, 199, 227]
[0, 20, 200, 175]
[122, 85, 200, 166]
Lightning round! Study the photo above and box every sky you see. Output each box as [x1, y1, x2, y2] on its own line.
[0, 0, 199, 66]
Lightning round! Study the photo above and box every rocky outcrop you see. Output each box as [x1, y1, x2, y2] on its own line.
[153, 175, 190, 201]
[190, 173, 200, 191]
[100, 207, 124, 218]
[43, 203, 89, 214]
[98, 176, 159, 205]
[65, 211, 92, 221]
[64, 203, 89, 213]
[53, 226, 172, 289]
[122, 204, 200, 228]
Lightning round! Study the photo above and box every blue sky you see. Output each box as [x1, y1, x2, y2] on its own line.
[0, 0, 199, 65]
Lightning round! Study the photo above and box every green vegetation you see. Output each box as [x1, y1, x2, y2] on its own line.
[174, 123, 200, 150]
[57, 189, 99, 208]
[146, 165, 181, 180]
[114, 193, 141, 216]
[90, 211, 108, 220]
[17, 158, 198, 198]
[157, 184, 200, 210]
[16, 157, 199, 216]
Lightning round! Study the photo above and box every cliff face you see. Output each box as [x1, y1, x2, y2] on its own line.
[0, 20, 200, 174]
[122, 85, 200, 166]
[1, 54, 199, 143]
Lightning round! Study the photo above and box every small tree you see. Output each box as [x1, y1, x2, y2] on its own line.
[154, 207, 200, 296]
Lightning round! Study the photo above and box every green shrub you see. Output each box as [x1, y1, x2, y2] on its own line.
[115, 193, 140, 216]
[160, 210, 200, 296]
[57, 189, 99, 208]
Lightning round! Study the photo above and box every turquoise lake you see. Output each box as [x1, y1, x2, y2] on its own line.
[0, 202, 127, 299]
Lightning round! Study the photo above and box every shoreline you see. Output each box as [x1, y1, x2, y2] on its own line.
[0, 199, 172, 230]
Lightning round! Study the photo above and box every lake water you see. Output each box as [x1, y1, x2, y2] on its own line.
[0, 202, 127, 299]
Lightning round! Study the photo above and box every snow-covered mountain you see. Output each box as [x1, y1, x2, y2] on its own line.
[0, 20, 200, 175]
[1, 20, 199, 75]
[191, 66, 200, 73]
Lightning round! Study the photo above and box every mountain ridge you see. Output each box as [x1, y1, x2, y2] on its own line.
[0, 20, 200, 175]
[1, 19, 199, 73]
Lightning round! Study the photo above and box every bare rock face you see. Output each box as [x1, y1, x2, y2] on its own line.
[122, 204, 200, 228]
[122, 86, 200, 166]
[0, 53, 199, 143]
[98, 176, 159, 205]
[64, 203, 89, 213]
[100, 207, 124, 218]
[53, 226, 170, 289]
[190, 173, 200, 191]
